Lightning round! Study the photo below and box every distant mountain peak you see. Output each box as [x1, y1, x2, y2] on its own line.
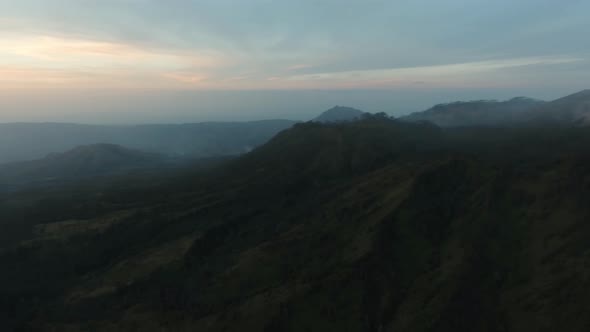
[313, 106, 366, 123]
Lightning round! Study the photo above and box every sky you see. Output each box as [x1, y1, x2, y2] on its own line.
[0, 0, 589, 123]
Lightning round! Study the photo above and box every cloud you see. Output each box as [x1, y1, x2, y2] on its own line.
[163, 71, 208, 84]
[287, 56, 582, 81]
[226, 56, 580, 89]
[0, 34, 227, 88]
[0, 34, 226, 67]
[286, 64, 314, 71]
[0, 0, 588, 91]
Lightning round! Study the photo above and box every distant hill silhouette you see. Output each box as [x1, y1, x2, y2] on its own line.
[0, 143, 165, 188]
[0, 120, 295, 164]
[313, 106, 366, 122]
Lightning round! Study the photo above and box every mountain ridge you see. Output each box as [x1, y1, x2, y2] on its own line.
[401, 97, 546, 127]
[401, 89, 590, 127]
[313, 106, 367, 123]
[3, 90, 590, 331]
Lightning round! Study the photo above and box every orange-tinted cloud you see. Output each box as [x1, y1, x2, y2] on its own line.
[0, 34, 226, 89]
[0, 33, 584, 91]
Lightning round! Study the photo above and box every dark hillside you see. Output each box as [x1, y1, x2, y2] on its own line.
[2, 113, 590, 331]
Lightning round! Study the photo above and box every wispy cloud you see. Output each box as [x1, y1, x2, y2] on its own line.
[0, 34, 227, 88]
[275, 56, 584, 88]
[0, 0, 588, 104]
[286, 64, 314, 71]
[287, 56, 582, 80]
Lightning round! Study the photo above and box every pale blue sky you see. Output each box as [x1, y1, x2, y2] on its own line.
[0, 0, 588, 122]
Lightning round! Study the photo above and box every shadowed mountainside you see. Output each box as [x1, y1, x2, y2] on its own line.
[3, 113, 590, 331]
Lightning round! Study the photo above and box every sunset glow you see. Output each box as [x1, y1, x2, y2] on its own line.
[0, 34, 225, 88]
[0, 0, 588, 122]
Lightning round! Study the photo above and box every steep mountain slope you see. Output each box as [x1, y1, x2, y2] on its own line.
[527, 89, 590, 125]
[3, 118, 590, 331]
[313, 106, 367, 122]
[402, 97, 545, 127]
[0, 120, 295, 164]
[0, 143, 166, 188]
